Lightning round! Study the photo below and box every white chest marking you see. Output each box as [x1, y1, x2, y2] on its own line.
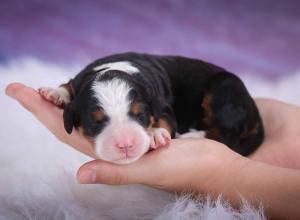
[93, 61, 139, 76]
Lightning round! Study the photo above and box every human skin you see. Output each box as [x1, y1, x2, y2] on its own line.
[5, 83, 300, 219]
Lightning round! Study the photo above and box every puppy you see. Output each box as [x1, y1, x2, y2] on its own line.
[39, 52, 264, 164]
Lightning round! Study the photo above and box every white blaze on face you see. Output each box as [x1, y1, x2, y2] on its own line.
[94, 61, 139, 77]
[92, 78, 150, 164]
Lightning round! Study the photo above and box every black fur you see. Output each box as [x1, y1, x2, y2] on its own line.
[63, 52, 264, 156]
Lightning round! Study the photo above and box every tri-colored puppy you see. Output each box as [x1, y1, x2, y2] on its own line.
[39, 52, 264, 164]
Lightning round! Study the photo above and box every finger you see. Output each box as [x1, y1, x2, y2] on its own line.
[5, 83, 55, 114]
[77, 153, 162, 185]
[77, 160, 141, 185]
[6, 83, 96, 158]
[6, 83, 66, 136]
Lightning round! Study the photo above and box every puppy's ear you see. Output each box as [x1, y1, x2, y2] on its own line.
[143, 87, 158, 120]
[63, 103, 77, 134]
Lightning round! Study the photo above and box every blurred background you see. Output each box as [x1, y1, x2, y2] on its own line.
[1, 0, 299, 78]
[0, 1, 299, 218]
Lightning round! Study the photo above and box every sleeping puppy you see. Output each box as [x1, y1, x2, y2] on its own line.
[39, 52, 264, 164]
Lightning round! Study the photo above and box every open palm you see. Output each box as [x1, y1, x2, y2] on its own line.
[6, 83, 300, 170]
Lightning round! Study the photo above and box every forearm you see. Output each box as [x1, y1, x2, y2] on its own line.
[213, 157, 300, 220]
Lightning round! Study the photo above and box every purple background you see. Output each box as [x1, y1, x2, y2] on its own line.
[0, 0, 299, 78]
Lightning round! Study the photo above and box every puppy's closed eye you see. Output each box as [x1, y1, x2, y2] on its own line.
[129, 102, 150, 127]
[132, 112, 148, 125]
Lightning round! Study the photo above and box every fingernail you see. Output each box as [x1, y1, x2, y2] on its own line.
[78, 169, 96, 184]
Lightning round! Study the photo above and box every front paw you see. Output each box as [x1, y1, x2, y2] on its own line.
[149, 128, 171, 149]
[38, 87, 70, 107]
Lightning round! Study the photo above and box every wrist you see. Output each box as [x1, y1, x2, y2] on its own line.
[193, 142, 249, 198]
[208, 155, 300, 219]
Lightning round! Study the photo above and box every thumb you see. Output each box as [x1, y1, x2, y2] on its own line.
[77, 159, 155, 185]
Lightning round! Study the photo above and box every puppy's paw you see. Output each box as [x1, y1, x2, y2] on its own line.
[38, 87, 70, 107]
[149, 128, 171, 149]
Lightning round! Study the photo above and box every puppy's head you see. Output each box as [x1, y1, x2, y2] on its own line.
[63, 72, 157, 164]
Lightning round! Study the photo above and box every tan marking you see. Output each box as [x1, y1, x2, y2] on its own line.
[202, 92, 214, 125]
[147, 116, 171, 132]
[146, 117, 173, 140]
[202, 93, 219, 141]
[249, 122, 260, 134]
[131, 102, 143, 115]
[91, 110, 105, 122]
[205, 127, 223, 143]
[240, 122, 260, 139]
[146, 116, 156, 133]
[149, 116, 155, 127]
[60, 80, 73, 96]
[153, 118, 172, 134]
[77, 127, 95, 147]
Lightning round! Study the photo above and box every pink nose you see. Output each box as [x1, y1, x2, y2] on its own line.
[116, 142, 135, 154]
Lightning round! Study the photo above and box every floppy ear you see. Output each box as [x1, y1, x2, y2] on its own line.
[63, 103, 77, 134]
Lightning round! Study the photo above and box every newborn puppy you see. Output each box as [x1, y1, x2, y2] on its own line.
[39, 52, 264, 164]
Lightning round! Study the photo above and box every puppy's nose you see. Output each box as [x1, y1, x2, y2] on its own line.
[116, 142, 135, 153]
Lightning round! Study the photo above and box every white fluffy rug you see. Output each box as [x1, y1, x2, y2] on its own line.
[1, 58, 299, 220]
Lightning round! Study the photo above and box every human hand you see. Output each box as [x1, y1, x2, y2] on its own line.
[5, 83, 300, 189]
[5, 83, 244, 192]
[76, 137, 243, 194]
[6, 83, 300, 219]
[249, 98, 300, 169]
[5, 83, 97, 159]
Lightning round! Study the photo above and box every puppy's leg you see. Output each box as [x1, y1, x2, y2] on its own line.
[201, 72, 264, 156]
[149, 107, 177, 149]
[149, 125, 171, 149]
[39, 80, 73, 107]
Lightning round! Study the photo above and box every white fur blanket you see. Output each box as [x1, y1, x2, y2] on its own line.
[1, 58, 299, 220]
